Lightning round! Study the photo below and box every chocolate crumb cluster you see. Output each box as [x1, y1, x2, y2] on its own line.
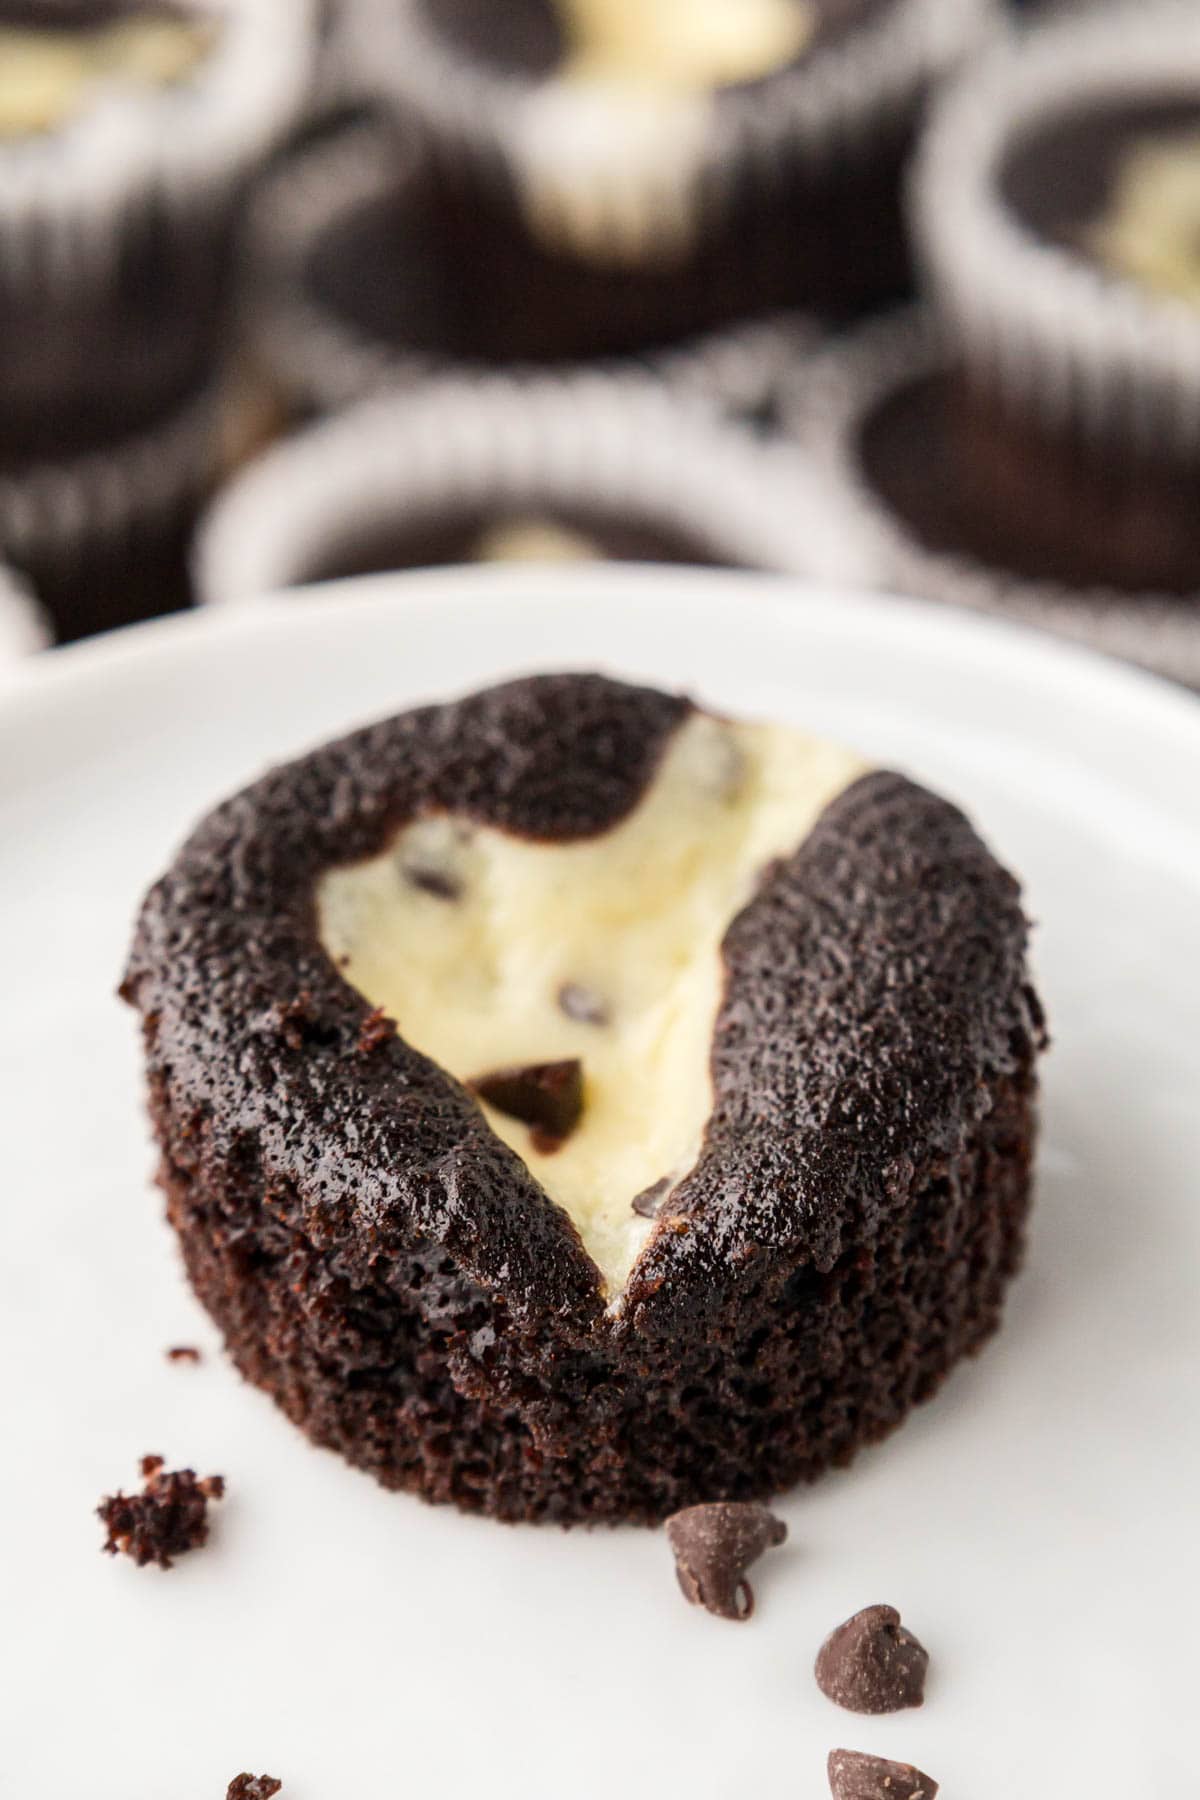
[355, 1006, 395, 1055]
[226, 1777, 282, 1800]
[97, 1455, 224, 1569]
[816, 1604, 929, 1713]
[665, 1501, 787, 1621]
[166, 1344, 202, 1363]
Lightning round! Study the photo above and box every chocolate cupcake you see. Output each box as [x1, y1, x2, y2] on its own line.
[912, 2, 1200, 596]
[194, 373, 815, 602]
[0, 0, 314, 455]
[0, 559, 49, 663]
[241, 115, 822, 421]
[0, 379, 222, 642]
[340, 0, 997, 356]
[123, 672, 1044, 1524]
[780, 310, 1200, 690]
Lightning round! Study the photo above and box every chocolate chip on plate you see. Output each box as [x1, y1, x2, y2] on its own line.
[827, 1749, 938, 1800]
[557, 982, 610, 1026]
[665, 1500, 787, 1621]
[815, 1604, 929, 1713]
[470, 1058, 584, 1147]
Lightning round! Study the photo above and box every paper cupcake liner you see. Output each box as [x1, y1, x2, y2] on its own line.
[242, 116, 824, 418]
[0, 562, 51, 665]
[347, 0, 998, 273]
[1, 382, 225, 641]
[0, 0, 316, 303]
[194, 370, 833, 604]
[912, 0, 1200, 460]
[779, 309, 1200, 691]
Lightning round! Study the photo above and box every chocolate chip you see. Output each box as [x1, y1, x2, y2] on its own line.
[403, 864, 461, 901]
[470, 1059, 584, 1145]
[827, 1749, 938, 1800]
[632, 1177, 670, 1219]
[665, 1501, 787, 1621]
[815, 1605, 929, 1713]
[166, 1345, 201, 1363]
[226, 1778, 283, 1800]
[557, 982, 610, 1026]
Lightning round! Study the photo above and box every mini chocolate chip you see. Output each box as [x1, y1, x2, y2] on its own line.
[632, 1177, 670, 1219]
[827, 1749, 938, 1800]
[665, 1501, 787, 1621]
[815, 1605, 929, 1714]
[557, 982, 610, 1026]
[470, 1059, 584, 1144]
[166, 1345, 201, 1364]
[404, 864, 462, 901]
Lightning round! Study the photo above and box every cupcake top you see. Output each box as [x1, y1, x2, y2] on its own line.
[780, 309, 1200, 689]
[913, 2, 1200, 458]
[350, 0, 994, 267]
[194, 372, 821, 603]
[0, 0, 314, 288]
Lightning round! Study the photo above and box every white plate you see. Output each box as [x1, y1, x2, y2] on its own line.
[3, 566, 1198, 1800]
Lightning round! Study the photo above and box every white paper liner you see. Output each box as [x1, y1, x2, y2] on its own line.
[912, 0, 1200, 460]
[346, 0, 998, 268]
[0, 382, 224, 585]
[0, 562, 51, 663]
[779, 308, 1200, 691]
[243, 116, 825, 419]
[194, 370, 836, 604]
[0, 0, 316, 301]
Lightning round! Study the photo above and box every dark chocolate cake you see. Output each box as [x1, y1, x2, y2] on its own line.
[123, 673, 1044, 1524]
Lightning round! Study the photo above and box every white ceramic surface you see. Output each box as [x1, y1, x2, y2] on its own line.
[2, 566, 1198, 1800]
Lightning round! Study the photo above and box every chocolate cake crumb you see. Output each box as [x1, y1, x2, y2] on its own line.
[166, 1345, 202, 1363]
[226, 1777, 282, 1800]
[404, 863, 461, 901]
[632, 1177, 671, 1219]
[98, 1457, 225, 1569]
[827, 1748, 938, 1800]
[557, 982, 609, 1026]
[665, 1500, 787, 1621]
[275, 991, 316, 1051]
[470, 1058, 584, 1146]
[816, 1604, 929, 1713]
[356, 1007, 395, 1055]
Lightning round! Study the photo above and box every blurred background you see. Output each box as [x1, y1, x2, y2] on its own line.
[0, 0, 1196, 689]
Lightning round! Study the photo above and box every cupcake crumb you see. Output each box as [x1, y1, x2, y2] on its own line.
[98, 1457, 225, 1570]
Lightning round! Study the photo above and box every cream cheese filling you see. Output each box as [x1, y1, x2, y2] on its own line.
[0, 13, 214, 138]
[515, 0, 815, 266]
[317, 711, 865, 1296]
[1089, 129, 1200, 308]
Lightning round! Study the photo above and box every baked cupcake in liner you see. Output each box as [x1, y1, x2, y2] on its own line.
[911, 2, 1200, 588]
[1, 380, 224, 642]
[0, 0, 315, 451]
[341, 0, 998, 345]
[780, 309, 1200, 691]
[195, 371, 827, 603]
[241, 114, 823, 421]
[0, 560, 50, 664]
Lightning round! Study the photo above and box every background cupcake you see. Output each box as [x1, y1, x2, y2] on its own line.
[0, 0, 314, 637]
[194, 372, 827, 603]
[911, 0, 1200, 596]
[780, 309, 1200, 691]
[0, 558, 50, 666]
[342, 0, 998, 359]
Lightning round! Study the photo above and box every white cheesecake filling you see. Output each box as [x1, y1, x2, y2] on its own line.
[0, 12, 214, 139]
[1089, 130, 1200, 308]
[317, 711, 865, 1296]
[516, 0, 814, 266]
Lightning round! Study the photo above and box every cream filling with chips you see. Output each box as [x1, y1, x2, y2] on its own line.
[0, 12, 214, 138]
[516, 0, 814, 266]
[1089, 129, 1200, 308]
[317, 710, 865, 1296]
